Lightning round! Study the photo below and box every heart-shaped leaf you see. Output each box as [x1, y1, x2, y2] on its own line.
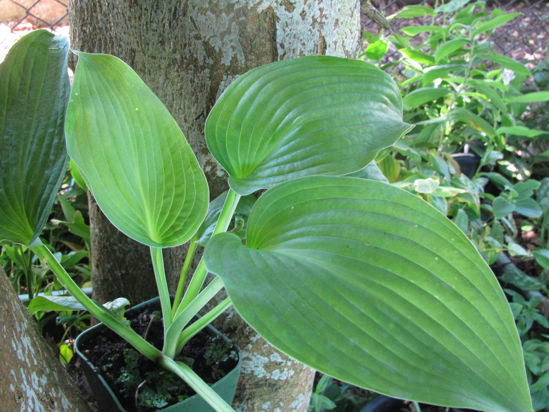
[65, 53, 209, 247]
[0, 30, 70, 245]
[205, 176, 532, 412]
[206, 56, 411, 195]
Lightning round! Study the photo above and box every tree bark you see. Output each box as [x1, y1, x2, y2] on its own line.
[88, 194, 157, 305]
[0, 267, 90, 411]
[70, 1, 361, 410]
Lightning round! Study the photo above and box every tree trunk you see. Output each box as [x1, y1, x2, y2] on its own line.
[70, 1, 361, 410]
[88, 194, 157, 305]
[0, 267, 90, 411]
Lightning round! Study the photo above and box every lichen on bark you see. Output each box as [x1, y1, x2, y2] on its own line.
[0, 267, 90, 411]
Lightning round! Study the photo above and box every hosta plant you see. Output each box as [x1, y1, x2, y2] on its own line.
[0, 30, 534, 412]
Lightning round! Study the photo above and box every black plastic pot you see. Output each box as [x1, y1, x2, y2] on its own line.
[451, 153, 479, 178]
[75, 297, 241, 412]
[360, 395, 405, 412]
[360, 395, 473, 412]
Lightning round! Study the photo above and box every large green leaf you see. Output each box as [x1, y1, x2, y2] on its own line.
[205, 56, 411, 195]
[205, 176, 532, 412]
[0, 30, 69, 245]
[65, 53, 209, 247]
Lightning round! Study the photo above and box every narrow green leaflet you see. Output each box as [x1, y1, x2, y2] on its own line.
[422, 64, 464, 86]
[400, 25, 447, 36]
[205, 176, 532, 412]
[469, 80, 507, 115]
[0, 30, 69, 245]
[473, 13, 520, 37]
[400, 49, 435, 65]
[392, 5, 435, 19]
[479, 54, 530, 77]
[505, 92, 549, 104]
[435, 39, 468, 62]
[403, 87, 451, 109]
[365, 40, 389, 61]
[450, 108, 495, 138]
[65, 53, 209, 247]
[497, 126, 548, 138]
[205, 56, 411, 195]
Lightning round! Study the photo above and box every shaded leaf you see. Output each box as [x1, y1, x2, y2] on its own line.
[450, 108, 495, 137]
[497, 126, 547, 138]
[0, 30, 70, 245]
[515, 198, 542, 219]
[403, 87, 451, 109]
[435, 39, 468, 62]
[479, 54, 530, 77]
[28, 295, 86, 314]
[493, 197, 515, 219]
[534, 249, 549, 272]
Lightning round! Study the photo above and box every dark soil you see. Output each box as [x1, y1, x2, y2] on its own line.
[78, 302, 238, 412]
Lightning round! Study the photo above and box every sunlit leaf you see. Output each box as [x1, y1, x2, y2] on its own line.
[473, 13, 520, 36]
[205, 176, 532, 412]
[65, 53, 209, 247]
[393, 5, 435, 18]
[497, 126, 547, 138]
[206, 56, 411, 195]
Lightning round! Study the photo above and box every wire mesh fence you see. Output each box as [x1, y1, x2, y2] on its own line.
[3, 0, 68, 31]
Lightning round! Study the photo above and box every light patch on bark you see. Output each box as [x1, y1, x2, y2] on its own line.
[271, 0, 361, 58]
[0, 269, 89, 411]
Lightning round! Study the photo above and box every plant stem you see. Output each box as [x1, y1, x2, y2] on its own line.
[159, 356, 235, 412]
[176, 298, 232, 352]
[164, 276, 225, 357]
[177, 189, 241, 312]
[172, 234, 198, 312]
[438, 37, 477, 152]
[150, 247, 172, 332]
[30, 238, 161, 361]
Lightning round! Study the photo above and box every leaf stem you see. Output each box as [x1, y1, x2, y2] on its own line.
[159, 356, 235, 412]
[172, 234, 198, 312]
[30, 239, 160, 361]
[177, 189, 240, 312]
[176, 298, 232, 353]
[150, 247, 172, 333]
[164, 276, 225, 357]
